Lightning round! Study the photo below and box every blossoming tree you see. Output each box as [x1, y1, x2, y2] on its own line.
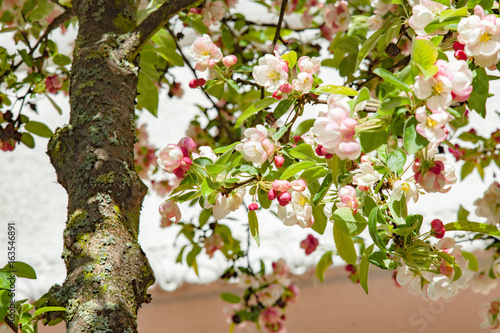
[1, 0, 500, 332]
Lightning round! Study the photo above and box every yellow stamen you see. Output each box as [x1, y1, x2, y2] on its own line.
[433, 82, 444, 95]
[299, 196, 307, 206]
[268, 71, 280, 81]
[402, 183, 410, 194]
[480, 32, 492, 42]
[426, 117, 438, 128]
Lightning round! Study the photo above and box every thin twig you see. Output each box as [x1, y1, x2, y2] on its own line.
[271, 0, 288, 51]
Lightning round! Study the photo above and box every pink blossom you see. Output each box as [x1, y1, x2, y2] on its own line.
[292, 72, 313, 93]
[312, 100, 360, 160]
[273, 180, 291, 192]
[273, 259, 290, 276]
[336, 185, 358, 213]
[188, 34, 223, 71]
[474, 182, 500, 225]
[412, 156, 456, 193]
[45, 75, 63, 94]
[268, 189, 277, 200]
[300, 234, 319, 255]
[415, 107, 450, 143]
[159, 200, 181, 227]
[323, 0, 350, 35]
[236, 125, 275, 167]
[204, 232, 224, 257]
[253, 54, 289, 92]
[222, 54, 238, 68]
[409, 0, 448, 37]
[157, 144, 185, 173]
[277, 189, 314, 228]
[202, 0, 226, 27]
[297, 56, 320, 74]
[290, 179, 307, 192]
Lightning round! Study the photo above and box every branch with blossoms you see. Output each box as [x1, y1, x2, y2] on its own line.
[150, 1, 500, 331]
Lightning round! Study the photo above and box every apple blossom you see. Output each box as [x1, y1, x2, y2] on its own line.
[480, 298, 500, 332]
[297, 56, 320, 74]
[249, 202, 259, 211]
[159, 199, 181, 227]
[236, 125, 275, 167]
[415, 107, 450, 143]
[277, 191, 292, 206]
[157, 144, 185, 173]
[413, 156, 456, 193]
[277, 188, 314, 228]
[367, 15, 383, 31]
[202, 0, 226, 27]
[408, 0, 448, 37]
[205, 188, 246, 220]
[189, 34, 223, 71]
[290, 179, 307, 192]
[323, 0, 350, 35]
[259, 306, 286, 333]
[292, 72, 313, 93]
[352, 162, 380, 187]
[253, 53, 289, 92]
[274, 155, 285, 168]
[256, 284, 284, 307]
[273, 180, 291, 192]
[370, 0, 397, 16]
[473, 182, 500, 225]
[457, 5, 500, 68]
[45, 75, 63, 94]
[392, 180, 419, 203]
[204, 232, 224, 258]
[336, 185, 358, 213]
[222, 54, 238, 68]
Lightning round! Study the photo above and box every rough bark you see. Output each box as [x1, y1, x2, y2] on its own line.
[46, 1, 155, 332]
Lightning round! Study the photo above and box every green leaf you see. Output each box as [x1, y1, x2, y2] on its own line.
[33, 306, 67, 317]
[389, 196, 407, 224]
[279, 161, 316, 180]
[1, 261, 36, 279]
[201, 178, 218, 198]
[205, 80, 224, 100]
[314, 85, 358, 96]
[315, 251, 333, 282]
[359, 244, 374, 294]
[258, 188, 272, 209]
[0, 290, 10, 322]
[457, 205, 470, 221]
[45, 94, 63, 115]
[443, 221, 500, 237]
[199, 209, 212, 227]
[332, 207, 368, 236]
[21, 132, 35, 148]
[300, 166, 328, 184]
[468, 67, 488, 118]
[411, 38, 438, 71]
[333, 222, 357, 265]
[312, 204, 327, 235]
[52, 53, 71, 66]
[294, 119, 315, 136]
[312, 174, 332, 206]
[137, 74, 158, 116]
[373, 68, 411, 93]
[272, 123, 291, 142]
[273, 99, 295, 120]
[368, 207, 387, 251]
[288, 143, 322, 162]
[235, 97, 276, 128]
[359, 129, 388, 153]
[220, 293, 241, 304]
[281, 51, 297, 69]
[461, 251, 479, 271]
[206, 164, 226, 175]
[403, 116, 429, 154]
[368, 251, 398, 270]
[424, 15, 461, 34]
[356, 26, 385, 69]
[248, 210, 260, 246]
[387, 149, 406, 175]
[24, 121, 53, 138]
[461, 160, 475, 180]
[156, 46, 184, 67]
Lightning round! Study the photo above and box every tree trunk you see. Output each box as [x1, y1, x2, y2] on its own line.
[47, 1, 155, 331]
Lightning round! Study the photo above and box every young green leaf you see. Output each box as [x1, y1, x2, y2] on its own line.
[315, 251, 333, 282]
[333, 222, 357, 265]
[359, 244, 374, 294]
[248, 210, 260, 246]
[235, 97, 276, 128]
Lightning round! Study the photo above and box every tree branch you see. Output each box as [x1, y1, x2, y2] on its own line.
[271, 0, 288, 51]
[125, 0, 201, 61]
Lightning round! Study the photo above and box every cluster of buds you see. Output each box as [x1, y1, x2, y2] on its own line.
[0, 111, 21, 152]
[157, 137, 196, 179]
[226, 259, 299, 333]
[188, 78, 206, 89]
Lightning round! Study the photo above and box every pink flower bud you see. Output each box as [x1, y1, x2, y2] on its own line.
[273, 180, 291, 192]
[268, 189, 277, 200]
[189, 79, 198, 89]
[173, 167, 186, 179]
[277, 191, 292, 206]
[249, 202, 259, 211]
[291, 179, 307, 192]
[431, 219, 446, 238]
[159, 199, 182, 226]
[454, 50, 467, 61]
[189, 7, 201, 14]
[279, 83, 293, 94]
[274, 155, 285, 168]
[300, 234, 319, 255]
[452, 41, 465, 52]
[272, 91, 282, 100]
[178, 137, 196, 153]
[196, 78, 206, 87]
[222, 55, 238, 68]
[180, 156, 193, 171]
[439, 261, 454, 276]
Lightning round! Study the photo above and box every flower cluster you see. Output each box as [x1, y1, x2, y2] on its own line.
[300, 234, 319, 255]
[157, 137, 196, 179]
[271, 179, 314, 228]
[236, 125, 275, 167]
[189, 34, 223, 71]
[412, 145, 457, 194]
[226, 259, 299, 333]
[480, 298, 500, 332]
[457, 5, 500, 68]
[409, 0, 448, 37]
[308, 95, 360, 160]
